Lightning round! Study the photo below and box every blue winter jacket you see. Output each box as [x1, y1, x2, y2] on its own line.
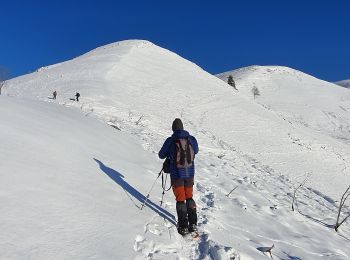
[158, 130, 199, 179]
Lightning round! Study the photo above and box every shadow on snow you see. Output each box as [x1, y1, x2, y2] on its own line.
[93, 158, 176, 226]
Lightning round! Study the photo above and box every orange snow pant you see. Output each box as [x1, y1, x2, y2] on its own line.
[171, 178, 194, 202]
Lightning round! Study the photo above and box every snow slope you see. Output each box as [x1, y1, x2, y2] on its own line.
[2, 41, 350, 259]
[217, 66, 350, 143]
[335, 80, 350, 89]
[2, 91, 350, 260]
[215, 66, 350, 196]
[0, 96, 176, 259]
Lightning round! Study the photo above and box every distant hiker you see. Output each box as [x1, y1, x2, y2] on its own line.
[158, 118, 199, 236]
[53, 91, 57, 99]
[75, 92, 80, 102]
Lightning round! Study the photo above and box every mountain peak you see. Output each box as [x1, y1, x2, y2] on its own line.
[91, 39, 155, 51]
[217, 65, 311, 79]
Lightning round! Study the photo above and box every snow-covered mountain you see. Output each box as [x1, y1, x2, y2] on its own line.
[2, 41, 350, 259]
[335, 79, 350, 89]
[4, 43, 349, 198]
[217, 66, 350, 143]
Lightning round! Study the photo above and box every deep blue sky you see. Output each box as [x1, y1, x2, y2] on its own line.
[1, 0, 349, 81]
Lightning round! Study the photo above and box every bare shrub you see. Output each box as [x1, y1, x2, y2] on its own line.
[335, 185, 350, 232]
[292, 173, 310, 211]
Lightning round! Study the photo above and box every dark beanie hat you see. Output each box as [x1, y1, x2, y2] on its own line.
[172, 118, 184, 131]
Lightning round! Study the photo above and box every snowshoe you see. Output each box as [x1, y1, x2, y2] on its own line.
[188, 224, 197, 233]
[177, 227, 189, 236]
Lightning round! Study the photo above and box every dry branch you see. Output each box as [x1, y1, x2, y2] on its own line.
[226, 185, 239, 197]
[135, 115, 144, 125]
[292, 173, 310, 211]
[335, 185, 350, 232]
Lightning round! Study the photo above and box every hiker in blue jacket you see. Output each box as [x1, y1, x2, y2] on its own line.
[159, 118, 199, 235]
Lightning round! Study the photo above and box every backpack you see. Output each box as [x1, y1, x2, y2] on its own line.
[175, 138, 195, 169]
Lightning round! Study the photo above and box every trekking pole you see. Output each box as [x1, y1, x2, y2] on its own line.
[160, 172, 167, 207]
[140, 168, 163, 210]
[160, 171, 172, 207]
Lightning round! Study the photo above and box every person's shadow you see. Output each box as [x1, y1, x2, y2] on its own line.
[93, 158, 176, 225]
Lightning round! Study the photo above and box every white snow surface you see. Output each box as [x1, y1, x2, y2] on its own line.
[2, 40, 350, 259]
[335, 80, 350, 89]
[216, 66, 350, 195]
[0, 97, 167, 259]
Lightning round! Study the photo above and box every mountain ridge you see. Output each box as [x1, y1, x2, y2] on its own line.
[216, 65, 350, 144]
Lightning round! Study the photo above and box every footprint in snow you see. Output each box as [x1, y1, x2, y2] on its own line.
[133, 235, 145, 252]
[146, 223, 161, 236]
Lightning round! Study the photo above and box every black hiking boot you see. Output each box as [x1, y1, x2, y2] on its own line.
[186, 198, 197, 228]
[177, 227, 189, 236]
[188, 224, 198, 233]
